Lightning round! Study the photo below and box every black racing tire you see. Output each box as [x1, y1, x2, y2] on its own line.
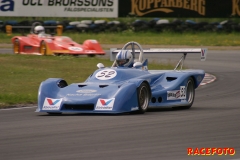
[181, 77, 195, 109]
[13, 39, 20, 54]
[72, 54, 79, 57]
[54, 53, 61, 56]
[137, 82, 151, 114]
[39, 41, 47, 55]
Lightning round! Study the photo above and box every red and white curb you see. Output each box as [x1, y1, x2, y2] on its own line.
[200, 73, 216, 86]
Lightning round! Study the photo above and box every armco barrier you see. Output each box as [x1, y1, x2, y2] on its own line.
[3, 19, 240, 34]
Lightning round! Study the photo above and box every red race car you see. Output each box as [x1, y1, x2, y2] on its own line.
[11, 24, 105, 57]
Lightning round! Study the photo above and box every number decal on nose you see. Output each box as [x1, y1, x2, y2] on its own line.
[68, 47, 83, 51]
[95, 69, 117, 80]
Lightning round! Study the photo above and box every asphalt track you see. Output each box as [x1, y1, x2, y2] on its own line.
[0, 48, 240, 160]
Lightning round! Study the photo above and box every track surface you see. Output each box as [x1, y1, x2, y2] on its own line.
[0, 49, 240, 160]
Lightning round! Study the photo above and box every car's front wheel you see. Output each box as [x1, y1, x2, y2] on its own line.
[13, 39, 20, 54]
[39, 41, 47, 55]
[137, 82, 151, 114]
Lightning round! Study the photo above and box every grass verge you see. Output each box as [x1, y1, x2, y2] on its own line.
[0, 54, 174, 108]
[2, 31, 240, 46]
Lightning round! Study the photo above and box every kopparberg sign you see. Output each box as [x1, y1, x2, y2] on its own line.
[232, 0, 240, 16]
[130, 0, 206, 16]
[0, 0, 118, 17]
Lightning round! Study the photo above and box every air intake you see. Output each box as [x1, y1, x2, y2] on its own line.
[158, 97, 162, 103]
[166, 77, 177, 81]
[78, 85, 87, 87]
[99, 85, 108, 88]
[63, 104, 94, 110]
[151, 97, 156, 103]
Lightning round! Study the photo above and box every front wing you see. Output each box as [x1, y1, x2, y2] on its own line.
[37, 78, 140, 114]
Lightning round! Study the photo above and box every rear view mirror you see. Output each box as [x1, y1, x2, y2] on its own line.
[133, 62, 142, 68]
[97, 63, 105, 69]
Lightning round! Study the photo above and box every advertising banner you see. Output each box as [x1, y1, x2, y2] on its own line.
[119, 0, 240, 18]
[0, 0, 118, 17]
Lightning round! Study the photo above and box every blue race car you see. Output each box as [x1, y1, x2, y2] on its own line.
[36, 41, 207, 114]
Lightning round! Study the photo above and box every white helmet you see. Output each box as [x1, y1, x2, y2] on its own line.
[34, 26, 45, 34]
[116, 50, 134, 67]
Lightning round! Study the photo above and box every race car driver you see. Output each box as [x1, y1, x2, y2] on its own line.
[34, 25, 45, 37]
[116, 50, 134, 67]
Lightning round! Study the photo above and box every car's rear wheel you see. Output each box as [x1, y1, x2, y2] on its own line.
[182, 77, 195, 109]
[137, 82, 150, 114]
[39, 41, 47, 55]
[54, 53, 62, 56]
[13, 39, 20, 54]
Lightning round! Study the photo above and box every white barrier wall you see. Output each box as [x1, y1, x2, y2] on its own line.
[0, 0, 118, 17]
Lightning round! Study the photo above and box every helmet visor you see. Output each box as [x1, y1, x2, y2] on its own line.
[38, 29, 45, 33]
[116, 59, 129, 66]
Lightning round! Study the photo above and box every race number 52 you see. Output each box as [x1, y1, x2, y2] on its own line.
[95, 69, 117, 80]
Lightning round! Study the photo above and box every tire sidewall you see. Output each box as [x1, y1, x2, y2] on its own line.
[40, 41, 47, 55]
[13, 39, 20, 54]
[137, 82, 150, 113]
[185, 77, 195, 108]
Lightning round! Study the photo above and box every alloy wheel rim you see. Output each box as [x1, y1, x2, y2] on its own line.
[139, 86, 149, 110]
[186, 81, 194, 103]
[14, 41, 19, 53]
[40, 44, 46, 55]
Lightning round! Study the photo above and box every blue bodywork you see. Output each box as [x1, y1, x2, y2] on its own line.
[36, 67, 205, 114]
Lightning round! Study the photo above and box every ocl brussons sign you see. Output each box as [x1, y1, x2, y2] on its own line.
[0, 0, 118, 17]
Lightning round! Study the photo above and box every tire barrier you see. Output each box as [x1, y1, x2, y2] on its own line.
[2, 18, 240, 34]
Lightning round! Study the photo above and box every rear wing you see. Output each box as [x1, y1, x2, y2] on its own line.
[110, 48, 207, 70]
[5, 22, 63, 36]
